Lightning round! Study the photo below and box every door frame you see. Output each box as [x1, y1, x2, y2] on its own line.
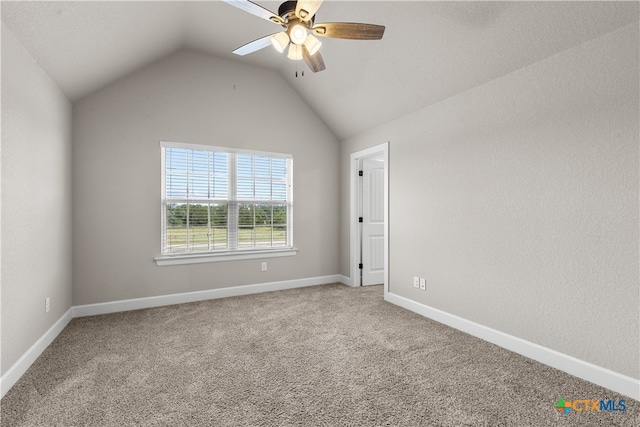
[349, 142, 389, 294]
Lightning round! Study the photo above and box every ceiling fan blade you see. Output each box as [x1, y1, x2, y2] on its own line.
[302, 45, 326, 73]
[296, 0, 324, 22]
[312, 22, 385, 40]
[232, 34, 277, 56]
[222, 0, 284, 25]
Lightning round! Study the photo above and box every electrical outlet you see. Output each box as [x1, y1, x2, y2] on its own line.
[419, 278, 426, 291]
[261, 262, 268, 272]
[413, 276, 420, 288]
[45, 297, 50, 313]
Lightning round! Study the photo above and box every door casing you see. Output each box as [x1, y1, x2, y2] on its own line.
[349, 142, 389, 293]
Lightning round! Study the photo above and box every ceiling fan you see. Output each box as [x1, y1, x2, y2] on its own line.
[223, 0, 385, 73]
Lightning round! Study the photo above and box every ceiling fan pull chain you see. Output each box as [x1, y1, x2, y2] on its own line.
[224, 0, 385, 73]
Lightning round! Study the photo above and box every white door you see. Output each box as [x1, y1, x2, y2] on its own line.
[361, 155, 385, 286]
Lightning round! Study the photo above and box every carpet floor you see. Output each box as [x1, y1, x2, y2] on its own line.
[1, 283, 637, 426]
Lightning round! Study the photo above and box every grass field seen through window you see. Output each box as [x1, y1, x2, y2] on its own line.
[166, 226, 287, 253]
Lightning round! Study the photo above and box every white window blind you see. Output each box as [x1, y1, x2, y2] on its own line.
[161, 142, 293, 255]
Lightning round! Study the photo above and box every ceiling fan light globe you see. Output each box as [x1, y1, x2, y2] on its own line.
[289, 23, 308, 45]
[304, 34, 322, 56]
[271, 32, 290, 53]
[287, 43, 303, 60]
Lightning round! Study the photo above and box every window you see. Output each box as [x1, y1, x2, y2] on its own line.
[159, 142, 293, 263]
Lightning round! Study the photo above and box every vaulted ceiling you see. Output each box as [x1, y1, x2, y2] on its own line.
[2, 1, 638, 139]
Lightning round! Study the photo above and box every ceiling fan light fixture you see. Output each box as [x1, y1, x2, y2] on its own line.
[289, 22, 308, 45]
[224, 0, 386, 73]
[304, 34, 322, 56]
[271, 31, 290, 53]
[287, 43, 303, 60]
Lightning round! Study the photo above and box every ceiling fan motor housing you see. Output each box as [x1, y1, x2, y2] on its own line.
[278, 1, 314, 25]
[225, 0, 385, 73]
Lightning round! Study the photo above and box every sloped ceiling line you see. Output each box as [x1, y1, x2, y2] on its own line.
[2, 1, 638, 139]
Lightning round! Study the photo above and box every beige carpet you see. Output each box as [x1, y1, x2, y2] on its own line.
[1, 283, 637, 426]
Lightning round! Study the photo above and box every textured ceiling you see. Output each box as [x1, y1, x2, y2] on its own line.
[2, 1, 638, 139]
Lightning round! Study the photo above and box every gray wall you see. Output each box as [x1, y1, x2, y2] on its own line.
[1, 27, 73, 374]
[72, 50, 339, 305]
[340, 24, 639, 379]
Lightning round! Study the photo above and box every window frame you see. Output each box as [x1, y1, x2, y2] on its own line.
[155, 141, 297, 266]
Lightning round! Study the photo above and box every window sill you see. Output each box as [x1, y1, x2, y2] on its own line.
[154, 248, 298, 266]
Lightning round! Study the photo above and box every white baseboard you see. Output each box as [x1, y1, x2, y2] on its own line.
[73, 275, 342, 317]
[7, 283, 636, 402]
[1, 308, 73, 399]
[385, 292, 640, 401]
[1, 275, 342, 399]
[339, 275, 356, 287]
